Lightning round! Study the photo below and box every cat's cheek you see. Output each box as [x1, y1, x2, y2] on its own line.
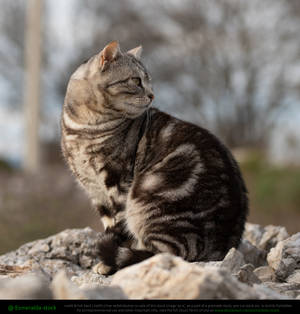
[96, 92, 105, 107]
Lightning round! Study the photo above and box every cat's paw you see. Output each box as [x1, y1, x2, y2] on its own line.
[92, 261, 112, 276]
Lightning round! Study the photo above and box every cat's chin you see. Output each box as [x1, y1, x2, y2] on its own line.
[120, 102, 151, 118]
[131, 102, 150, 109]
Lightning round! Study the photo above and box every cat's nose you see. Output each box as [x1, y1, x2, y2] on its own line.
[148, 93, 154, 102]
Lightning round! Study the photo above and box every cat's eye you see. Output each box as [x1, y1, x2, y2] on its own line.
[132, 77, 142, 87]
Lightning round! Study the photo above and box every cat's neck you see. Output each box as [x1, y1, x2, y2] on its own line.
[62, 105, 149, 160]
[82, 111, 148, 169]
[63, 104, 126, 135]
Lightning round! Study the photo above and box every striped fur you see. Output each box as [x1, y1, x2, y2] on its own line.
[61, 42, 248, 275]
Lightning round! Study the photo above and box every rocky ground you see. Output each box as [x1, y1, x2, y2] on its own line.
[0, 223, 299, 299]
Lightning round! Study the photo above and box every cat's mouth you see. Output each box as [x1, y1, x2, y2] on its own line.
[128, 97, 153, 109]
[130, 103, 151, 109]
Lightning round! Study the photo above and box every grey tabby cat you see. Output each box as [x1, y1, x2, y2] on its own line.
[61, 41, 248, 275]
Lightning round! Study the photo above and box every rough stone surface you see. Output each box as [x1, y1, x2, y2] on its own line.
[267, 232, 300, 281]
[235, 264, 261, 286]
[244, 223, 289, 251]
[263, 282, 300, 299]
[286, 270, 300, 284]
[259, 225, 289, 251]
[51, 271, 126, 300]
[0, 223, 299, 299]
[0, 227, 101, 279]
[253, 266, 275, 282]
[244, 223, 265, 247]
[0, 274, 52, 299]
[111, 253, 286, 299]
[251, 283, 291, 299]
[238, 239, 267, 267]
[0, 264, 32, 279]
[71, 270, 112, 288]
[194, 261, 222, 268]
[221, 248, 245, 273]
[51, 271, 86, 299]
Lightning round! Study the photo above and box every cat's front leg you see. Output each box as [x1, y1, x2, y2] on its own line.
[93, 231, 121, 275]
[93, 223, 153, 275]
[93, 221, 130, 275]
[93, 204, 131, 275]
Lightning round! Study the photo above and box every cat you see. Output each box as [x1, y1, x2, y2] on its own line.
[61, 41, 248, 275]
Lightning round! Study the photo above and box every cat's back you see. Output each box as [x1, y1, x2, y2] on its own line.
[135, 108, 248, 211]
[139, 108, 246, 184]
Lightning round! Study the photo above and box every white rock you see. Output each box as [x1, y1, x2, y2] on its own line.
[51, 270, 126, 300]
[235, 264, 261, 286]
[0, 227, 101, 279]
[28, 242, 50, 256]
[111, 253, 285, 299]
[221, 248, 245, 273]
[267, 242, 284, 271]
[238, 239, 267, 267]
[51, 271, 86, 299]
[263, 281, 300, 299]
[286, 270, 300, 284]
[254, 266, 275, 282]
[259, 225, 289, 251]
[0, 274, 52, 299]
[252, 284, 291, 299]
[267, 233, 300, 280]
[244, 223, 289, 252]
[244, 223, 265, 247]
[0, 225, 298, 300]
[194, 261, 222, 268]
[71, 270, 112, 287]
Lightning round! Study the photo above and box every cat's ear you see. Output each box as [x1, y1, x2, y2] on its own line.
[127, 45, 143, 60]
[99, 41, 122, 72]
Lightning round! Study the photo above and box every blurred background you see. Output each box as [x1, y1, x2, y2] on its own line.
[1, 0, 300, 255]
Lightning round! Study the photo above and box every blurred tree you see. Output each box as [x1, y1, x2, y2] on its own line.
[0, 0, 25, 106]
[23, 0, 43, 173]
[157, 0, 300, 148]
[53, 0, 300, 150]
[1, 0, 300, 156]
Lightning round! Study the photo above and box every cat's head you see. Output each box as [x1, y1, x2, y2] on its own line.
[66, 41, 154, 120]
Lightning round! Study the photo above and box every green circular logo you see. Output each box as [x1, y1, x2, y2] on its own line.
[8, 305, 14, 312]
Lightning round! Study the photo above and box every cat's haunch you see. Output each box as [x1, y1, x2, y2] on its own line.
[61, 41, 248, 275]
